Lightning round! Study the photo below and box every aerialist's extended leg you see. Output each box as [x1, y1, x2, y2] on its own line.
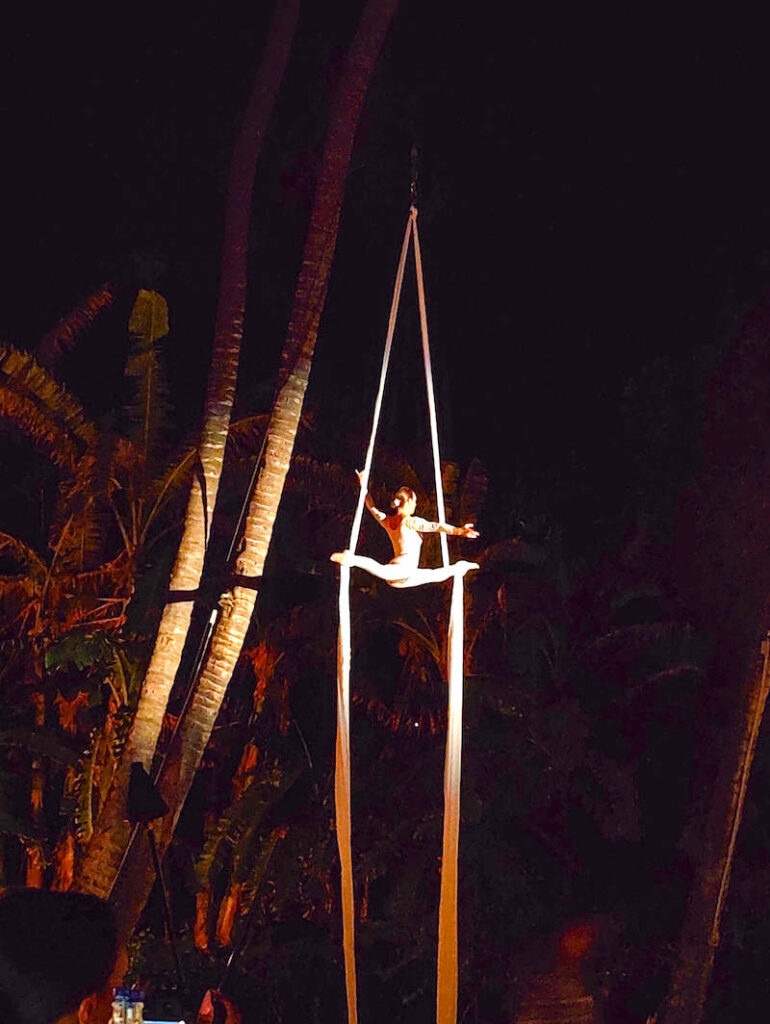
[387, 561, 479, 589]
[331, 551, 410, 582]
[331, 551, 478, 588]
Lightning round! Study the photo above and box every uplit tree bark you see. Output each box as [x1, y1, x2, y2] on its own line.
[110, 0, 400, 938]
[74, 0, 299, 900]
[661, 295, 770, 1024]
[662, 637, 770, 1024]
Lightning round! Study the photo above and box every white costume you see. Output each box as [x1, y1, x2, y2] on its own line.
[333, 500, 477, 589]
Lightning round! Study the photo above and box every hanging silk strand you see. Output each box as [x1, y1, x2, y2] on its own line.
[334, 205, 466, 1024]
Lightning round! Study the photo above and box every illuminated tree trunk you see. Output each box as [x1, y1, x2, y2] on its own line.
[74, 0, 299, 900]
[110, 0, 400, 938]
[662, 636, 770, 1024]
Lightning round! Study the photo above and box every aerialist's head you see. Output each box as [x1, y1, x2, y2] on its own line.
[0, 887, 126, 1024]
[391, 486, 417, 516]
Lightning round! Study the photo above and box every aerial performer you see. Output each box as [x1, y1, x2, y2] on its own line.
[331, 471, 480, 588]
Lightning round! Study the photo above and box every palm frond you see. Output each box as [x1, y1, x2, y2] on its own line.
[441, 460, 460, 505]
[226, 414, 270, 460]
[584, 621, 696, 667]
[465, 590, 504, 667]
[226, 408, 313, 463]
[124, 289, 170, 461]
[35, 282, 117, 369]
[48, 471, 115, 572]
[394, 617, 442, 669]
[0, 386, 80, 472]
[111, 646, 143, 706]
[0, 810, 41, 846]
[30, 556, 133, 638]
[0, 532, 47, 578]
[0, 728, 78, 765]
[0, 575, 40, 635]
[459, 457, 488, 526]
[61, 506, 114, 572]
[195, 768, 298, 889]
[0, 345, 97, 468]
[376, 454, 423, 496]
[478, 536, 548, 569]
[287, 455, 354, 510]
[141, 440, 198, 543]
[235, 823, 287, 897]
[577, 751, 641, 842]
[74, 738, 98, 842]
[69, 554, 132, 593]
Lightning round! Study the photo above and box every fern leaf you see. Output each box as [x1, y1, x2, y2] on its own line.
[36, 283, 117, 369]
[0, 532, 47, 578]
[0, 345, 97, 468]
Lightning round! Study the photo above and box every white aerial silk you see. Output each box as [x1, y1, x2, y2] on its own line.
[334, 206, 465, 1024]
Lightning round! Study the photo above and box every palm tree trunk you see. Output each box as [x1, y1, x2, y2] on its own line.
[74, 0, 299, 900]
[109, 0, 400, 939]
[661, 634, 770, 1024]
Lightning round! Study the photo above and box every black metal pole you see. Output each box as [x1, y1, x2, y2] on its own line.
[146, 823, 186, 994]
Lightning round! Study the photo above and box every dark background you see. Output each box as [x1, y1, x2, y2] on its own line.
[4, 6, 770, 1018]
[5, 4, 770, 548]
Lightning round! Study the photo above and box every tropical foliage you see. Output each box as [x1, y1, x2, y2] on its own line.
[97, 451, 704, 1021]
[5, 4, 770, 1022]
[0, 288, 206, 891]
[0, 308, 726, 1019]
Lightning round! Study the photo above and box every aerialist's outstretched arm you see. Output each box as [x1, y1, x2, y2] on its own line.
[408, 516, 479, 540]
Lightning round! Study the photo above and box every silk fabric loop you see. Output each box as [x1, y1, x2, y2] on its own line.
[335, 206, 465, 1024]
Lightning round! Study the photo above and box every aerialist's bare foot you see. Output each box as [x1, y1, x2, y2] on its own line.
[331, 550, 353, 566]
[455, 560, 480, 573]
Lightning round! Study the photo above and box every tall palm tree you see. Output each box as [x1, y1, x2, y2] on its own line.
[661, 639, 770, 1024]
[658, 294, 770, 1024]
[108, 0, 400, 937]
[74, 0, 299, 901]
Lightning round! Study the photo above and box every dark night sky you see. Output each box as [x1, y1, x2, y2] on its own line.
[4, 4, 770, 548]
